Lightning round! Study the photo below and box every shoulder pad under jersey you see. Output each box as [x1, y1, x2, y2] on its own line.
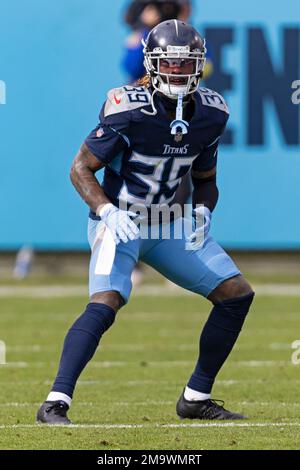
[197, 87, 229, 115]
[104, 85, 152, 117]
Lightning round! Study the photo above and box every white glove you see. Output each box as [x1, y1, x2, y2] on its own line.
[186, 206, 211, 250]
[98, 203, 139, 244]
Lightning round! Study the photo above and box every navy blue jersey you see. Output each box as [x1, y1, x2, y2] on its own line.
[85, 85, 229, 218]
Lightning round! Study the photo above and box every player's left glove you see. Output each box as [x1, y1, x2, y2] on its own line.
[186, 206, 211, 250]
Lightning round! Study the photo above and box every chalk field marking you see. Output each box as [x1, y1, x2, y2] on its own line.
[1, 283, 300, 298]
[1, 360, 291, 368]
[0, 401, 299, 408]
[0, 422, 299, 429]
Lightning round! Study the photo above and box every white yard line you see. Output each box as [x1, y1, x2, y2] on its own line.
[6, 342, 198, 353]
[2, 377, 300, 387]
[1, 360, 291, 369]
[4, 343, 294, 353]
[0, 422, 299, 429]
[1, 283, 300, 297]
[0, 401, 299, 408]
[0, 286, 88, 298]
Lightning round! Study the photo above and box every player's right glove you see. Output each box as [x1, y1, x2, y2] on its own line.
[186, 206, 211, 250]
[98, 203, 139, 244]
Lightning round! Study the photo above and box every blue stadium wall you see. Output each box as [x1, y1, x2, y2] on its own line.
[0, 0, 299, 249]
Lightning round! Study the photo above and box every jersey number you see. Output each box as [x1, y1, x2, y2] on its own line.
[123, 86, 149, 104]
[119, 152, 197, 206]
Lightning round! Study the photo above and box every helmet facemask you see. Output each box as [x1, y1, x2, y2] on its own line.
[143, 42, 206, 99]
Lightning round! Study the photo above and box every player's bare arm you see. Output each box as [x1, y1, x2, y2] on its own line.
[191, 166, 219, 212]
[70, 143, 140, 245]
[70, 143, 110, 214]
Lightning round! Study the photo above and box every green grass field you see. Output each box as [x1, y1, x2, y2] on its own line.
[0, 282, 300, 450]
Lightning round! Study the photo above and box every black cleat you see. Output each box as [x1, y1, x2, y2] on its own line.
[36, 400, 71, 425]
[176, 392, 247, 420]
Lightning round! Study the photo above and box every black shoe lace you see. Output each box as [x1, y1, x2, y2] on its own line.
[46, 401, 68, 417]
[202, 399, 226, 419]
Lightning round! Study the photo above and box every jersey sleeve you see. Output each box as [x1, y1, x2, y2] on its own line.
[192, 88, 230, 172]
[84, 102, 130, 165]
[85, 85, 151, 164]
[192, 134, 222, 173]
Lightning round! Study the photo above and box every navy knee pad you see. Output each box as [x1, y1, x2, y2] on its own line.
[209, 292, 255, 332]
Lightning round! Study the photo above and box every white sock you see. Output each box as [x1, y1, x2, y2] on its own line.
[184, 386, 211, 401]
[47, 392, 72, 407]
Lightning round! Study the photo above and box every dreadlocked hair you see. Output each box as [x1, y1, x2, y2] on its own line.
[136, 75, 151, 88]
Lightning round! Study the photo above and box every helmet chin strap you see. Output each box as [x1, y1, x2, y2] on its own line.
[170, 93, 189, 141]
[140, 88, 158, 116]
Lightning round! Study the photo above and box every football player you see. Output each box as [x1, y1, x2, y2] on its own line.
[37, 20, 254, 424]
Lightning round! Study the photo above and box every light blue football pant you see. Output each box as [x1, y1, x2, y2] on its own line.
[88, 217, 240, 304]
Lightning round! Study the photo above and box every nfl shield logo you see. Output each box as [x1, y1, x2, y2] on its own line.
[175, 132, 183, 142]
[96, 127, 105, 138]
